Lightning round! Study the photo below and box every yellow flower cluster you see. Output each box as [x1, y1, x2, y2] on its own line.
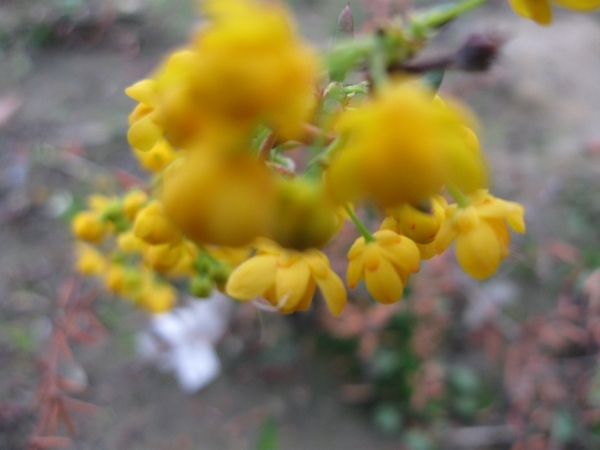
[72, 0, 532, 316]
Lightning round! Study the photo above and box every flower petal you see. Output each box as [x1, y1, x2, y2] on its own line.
[347, 255, 365, 289]
[455, 221, 503, 279]
[275, 259, 311, 311]
[280, 277, 316, 314]
[315, 271, 347, 317]
[365, 257, 404, 304]
[226, 255, 277, 300]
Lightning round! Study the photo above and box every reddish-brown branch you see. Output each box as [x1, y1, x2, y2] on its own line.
[27, 277, 105, 449]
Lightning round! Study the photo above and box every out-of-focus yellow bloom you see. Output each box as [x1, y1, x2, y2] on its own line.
[117, 231, 145, 253]
[133, 140, 178, 173]
[143, 242, 186, 273]
[136, 279, 177, 313]
[509, 0, 600, 24]
[226, 240, 347, 316]
[207, 245, 252, 267]
[133, 200, 182, 245]
[168, 241, 197, 277]
[74, 243, 106, 275]
[379, 213, 437, 260]
[125, 79, 163, 151]
[434, 190, 525, 279]
[150, 0, 317, 145]
[161, 148, 276, 247]
[390, 195, 447, 245]
[347, 230, 420, 304]
[104, 263, 141, 296]
[122, 190, 149, 221]
[72, 211, 107, 243]
[270, 178, 338, 250]
[327, 84, 486, 207]
[87, 194, 114, 212]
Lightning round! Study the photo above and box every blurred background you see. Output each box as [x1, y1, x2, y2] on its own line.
[1, 0, 600, 449]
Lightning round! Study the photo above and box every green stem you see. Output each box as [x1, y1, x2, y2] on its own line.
[412, 0, 489, 31]
[304, 134, 347, 179]
[369, 47, 389, 92]
[345, 204, 375, 243]
[446, 183, 470, 208]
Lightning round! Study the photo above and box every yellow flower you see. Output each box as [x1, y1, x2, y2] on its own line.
[137, 280, 177, 313]
[133, 140, 178, 173]
[117, 230, 145, 253]
[327, 84, 485, 206]
[133, 200, 182, 245]
[143, 242, 186, 273]
[72, 211, 107, 243]
[74, 243, 106, 275]
[390, 195, 447, 245]
[434, 190, 526, 279]
[150, 0, 317, 145]
[270, 178, 338, 250]
[327, 84, 486, 207]
[161, 148, 276, 247]
[125, 79, 163, 151]
[509, 0, 600, 24]
[347, 230, 420, 304]
[122, 190, 149, 221]
[226, 240, 347, 316]
[103, 263, 141, 296]
[379, 213, 438, 260]
[207, 245, 252, 267]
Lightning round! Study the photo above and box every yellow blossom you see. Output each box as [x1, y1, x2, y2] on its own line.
[103, 263, 141, 296]
[207, 245, 252, 267]
[152, 0, 317, 144]
[509, 0, 600, 24]
[161, 148, 276, 247]
[122, 190, 149, 221]
[391, 195, 447, 245]
[143, 242, 186, 273]
[133, 140, 178, 173]
[117, 230, 145, 253]
[347, 230, 420, 304]
[136, 279, 177, 313]
[226, 240, 347, 316]
[72, 211, 107, 243]
[74, 243, 106, 275]
[133, 200, 182, 245]
[434, 190, 525, 279]
[125, 79, 163, 151]
[327, 84, 486, 207]
[270, 178, 338, 250]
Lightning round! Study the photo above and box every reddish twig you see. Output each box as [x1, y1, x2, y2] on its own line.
[28, 277, 106, 449]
